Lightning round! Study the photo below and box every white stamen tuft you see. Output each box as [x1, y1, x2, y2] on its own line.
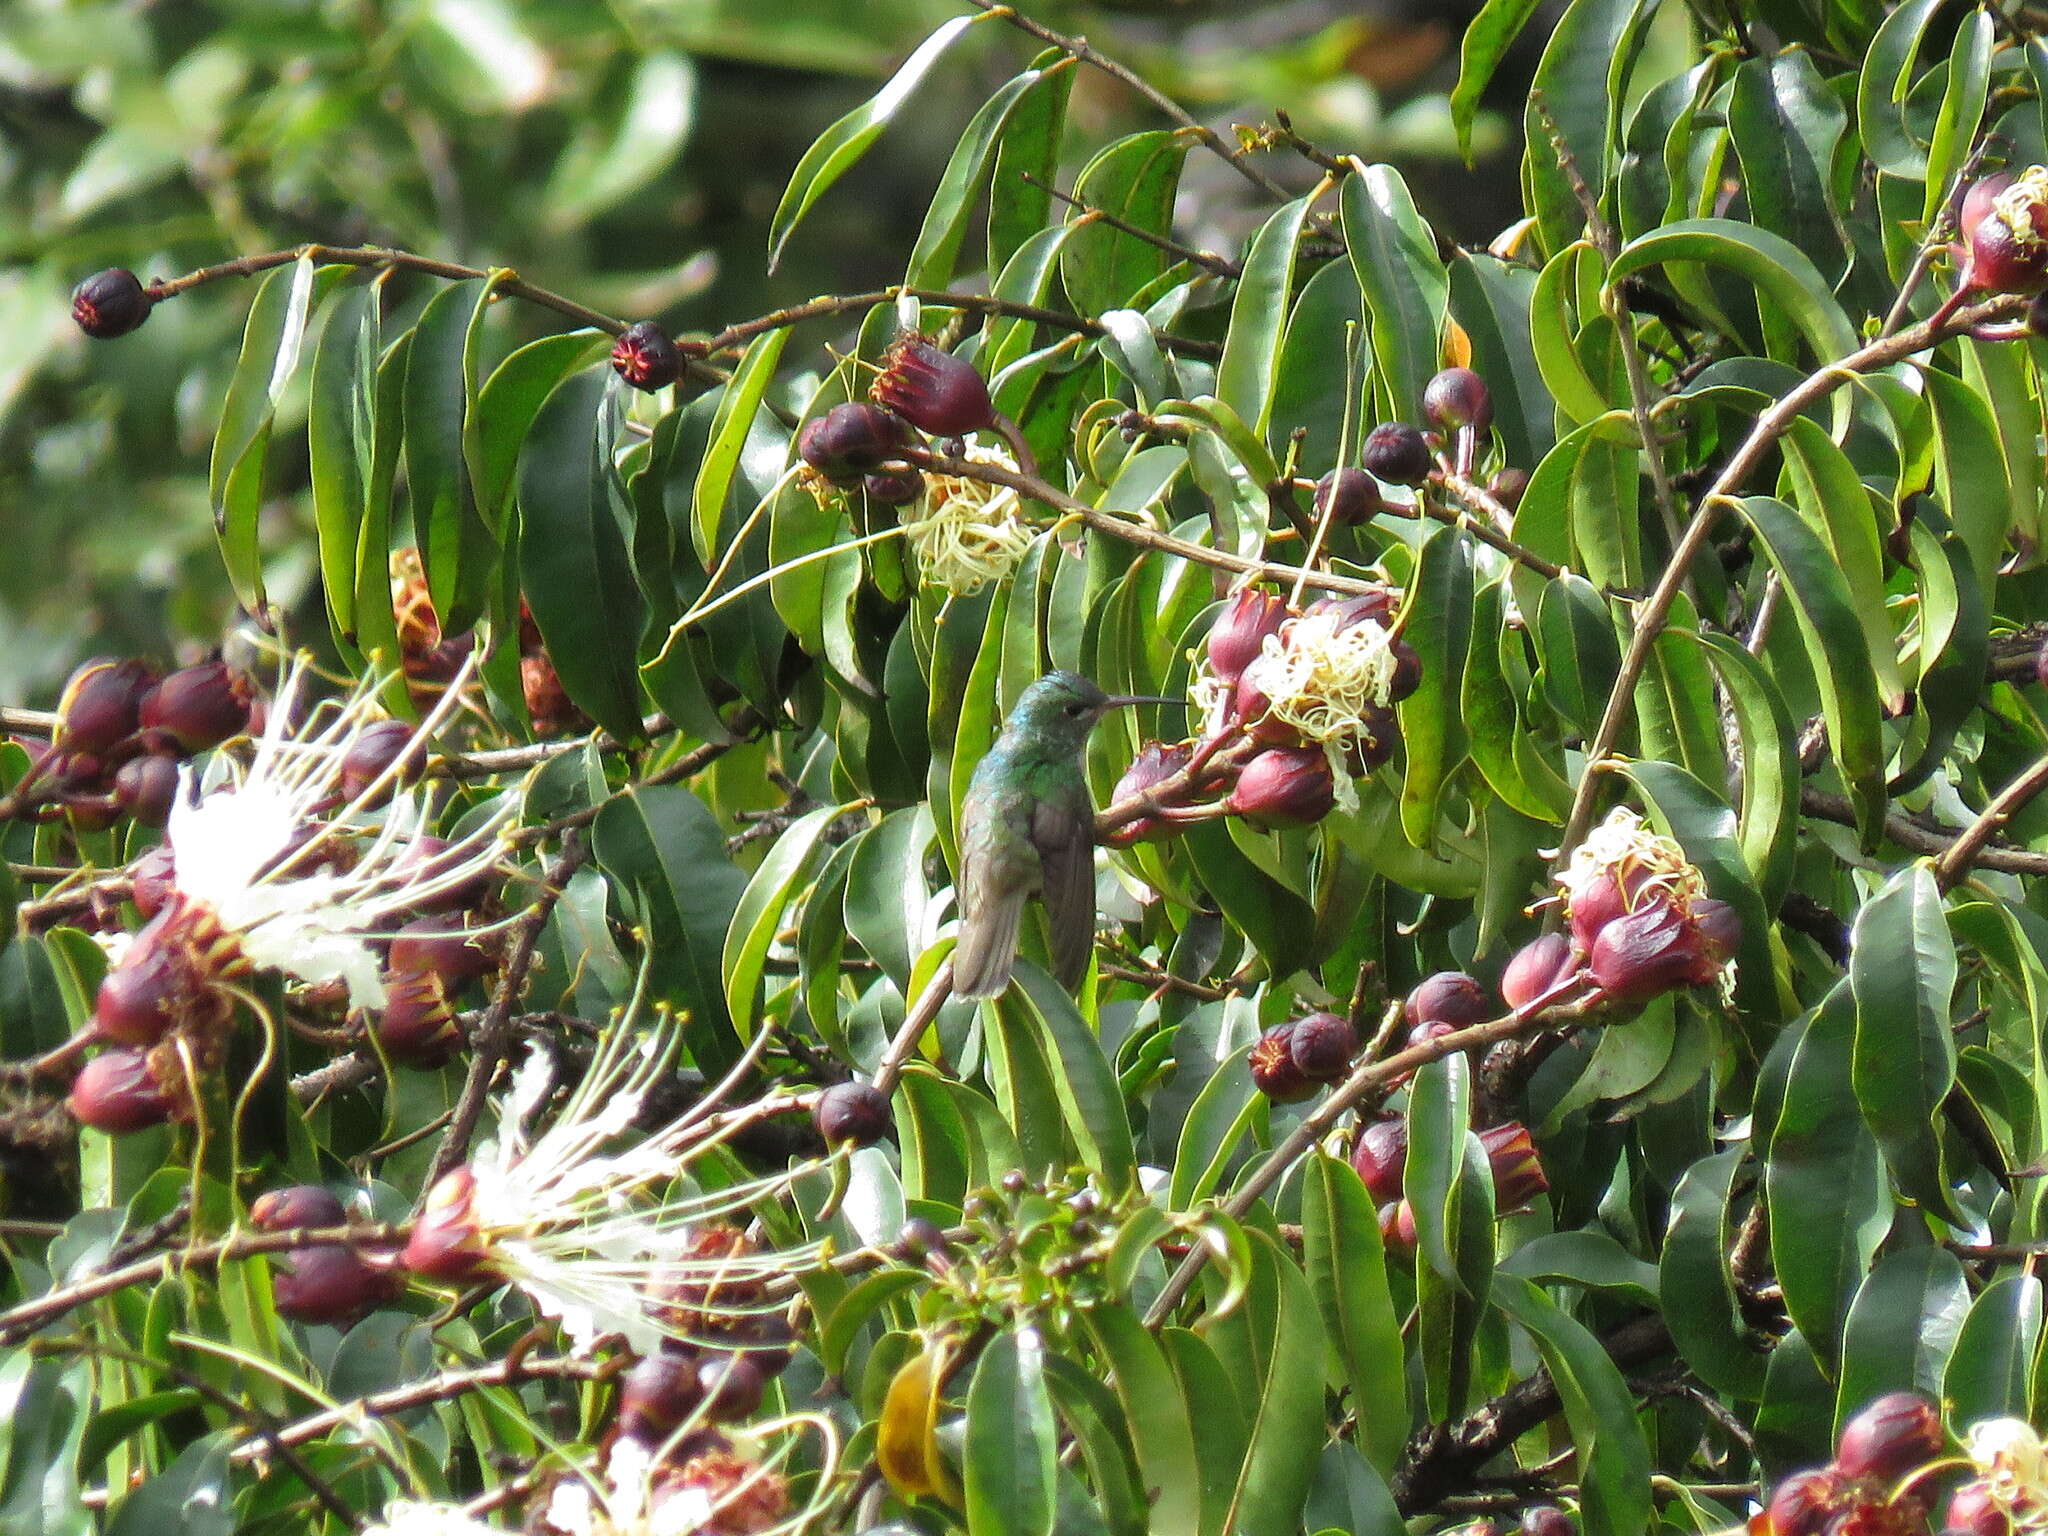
[903, 445, 1037, 595]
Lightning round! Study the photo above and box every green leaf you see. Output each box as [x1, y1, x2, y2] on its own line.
[1673, 631, 1798, 907]
[723, 802, 848, 1042]
[1944, 1274, 2043, 1429]
[1397, 524, 1473, 846]
[472, 330, 610, 531]
[308, 279, 380, 646]
[1343, 165, 1450, 423]
[1493, 1275, 1653, 1536]
[516, 366, 645, 741]
[1521, 0, 1661, 251]
[541, 52, 695, 229]
[767, 14, 981, 271]
[1660, 1148, 1768, 1399]
[1223, 1231, 1327, 1536]
[965, 1328, 1059, 1536]
[1849, 863, 1961, 1220]
[1006, 962, 1140, 1189]
[406, 274, 501, 632]
[1061, 131, 1190, 315]
[1535, 571, 1620, 736]
[1923, 11, 1992, 225]
[904, 65, 1047, 291]
[1085, 1307, 1208, 1536]
[1301, 1154, 1410, 1475]
[1777, 416, 1904, 710]
[1837, 1248, 1970, 1428]
[1609, 220, 1858, 368]
[989, 51, 1074, 275]
[1735, 495, 1886, 847]
[1727, 53, 1848, 280]
[693, 327, 793, 564]
[1215, 196, 1314, 435]
[1530, 244, 1618, 426]
[208, 255, 331, 614]
[1451, 0, 1545, 161]
[1856, 0, 1944, 178]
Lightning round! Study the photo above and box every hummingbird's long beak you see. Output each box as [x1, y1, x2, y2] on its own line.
[1102, 694, 1182, 709]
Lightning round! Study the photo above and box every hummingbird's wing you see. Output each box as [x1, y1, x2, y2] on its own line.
[1032, 781, 1096, 991]
[952, 773, 1036, 999]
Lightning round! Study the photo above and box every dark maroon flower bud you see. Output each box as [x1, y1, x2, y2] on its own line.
[741, 1316, 798, 1377]
[1488, 467, 1531, 512]
[130, 844, 176, 920]
[1962, 174, 2048, 295]
[57, 658, 159, 757]
[1767, 1470, 1850, 1536]
[94, 906, 227, 1046]
[610, 321, 682, 392]
[388, 917, 496, 988]
[63, 790, 122, 833]
[520, 651, 585, 739]
[2029, 292, 2048, 341]
[140, 660, 253, 753]
[113, 753, 181, 826]
[1567, 868, 1632, 951]
[1249, 1023, 1313, 1102]
[1836, 1392, 1944, 1484]
[1690, 898, 1742, 974]
[1522, 1507, 1575, 1536]
[1103, 740, 1195, 848]
[339, 719, 424, 803]
[1823, 1502, 1922, 1536]
[1208, 588, 1290, 685]
[1386, 640, 1423, 704]
[1363, 422, 1433, 486]
[814, 1081, 891, 1147]
[1379, 1198, 1418, 1253]
[619, 1350, 708, 1440]
[1405, 972, 1491, 1032]
[68, 1048, 176, 1133]
[1226, 745, 1336, 828]
[71, 268, 154, 339]
[1406, 1020, 1458, 1051]
[1501, 933, 1579, 1012]
[863, 469, 925, 507]
[1342, 704, 1401, 776]
[375, 965, 463, 1067]
[1423, 368, 1493, 434]
[1587, 898, 1704, 1005]
[1478, 1122, 1548, 1211]
[871, 335, 995, 437]
[387, 836, 497, 913]
[1350, 1115, 1408, 1204]
[1312, 467, 1382, 526]
[697, 1352, 767, 1422]
[402, 1165, 489, 1280]
[250, 1184, 348, 1231]
[272, 1245, 394, 1327]
[1945, 1483, 2013, 1536]
[1289, 1011, 1358, 1081]
[1227, 676, 1305, 748]
[897, 1216, 950, 1260]
[797, 401, 914, 483]
[1304, 588, 1398, 632]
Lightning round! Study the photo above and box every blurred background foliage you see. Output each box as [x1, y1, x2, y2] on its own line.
[0, 0, 1552, 702]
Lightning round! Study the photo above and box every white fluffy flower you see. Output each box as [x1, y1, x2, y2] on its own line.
[409, 1010, 815, 1356]
[361, 1500, 500, 1536]
[903, 446, 1037, 595]
[1553, 806, 1703, 915]
[1230, 606, 1401, 812]
[1968, 1419, 2048, 1523]
[163, 655, 510, 1008]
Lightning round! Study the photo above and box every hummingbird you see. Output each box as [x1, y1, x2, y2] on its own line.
[952, 671, 1171, 999]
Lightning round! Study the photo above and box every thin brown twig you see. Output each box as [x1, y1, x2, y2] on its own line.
[1801, 787, 2048, 877]
[1020, 174, 1242, 279]
[1933, 750, 2048, 889]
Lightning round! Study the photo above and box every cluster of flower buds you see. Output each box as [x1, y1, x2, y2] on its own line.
[11, 655, 255, 833]
[1351, 1112, 1548, 1252]
[249, 1184, 401, 1327]
[516, 600, 588, 738]
[390, 549, 474, 706]
[1113, 582, 1423, 835]
[1752, 1393, 1952, 1536]
[1248, 1011, 1361, 1101]
[70, 268, 156, 339]
[1494, 807, 1740, 1015]
[1459, 1507, 1579, 1536]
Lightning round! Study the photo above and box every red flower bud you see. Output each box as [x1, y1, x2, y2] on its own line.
[1289, 1011, 1358, 1082]
[402, 1166, 489, 1280]
[1489, 467, 1531, 512]
[1424, 368, 1494, 433]
[1379, 1198, 1418, 1252]
[375, 965, 463, 1067]
[1363, 422, 1433, 486]
[863, 469, 926, 507]
[814, 1081, 891, 1146]
[1690, 898, 1742, 976]
[1227, 675, 1305, 747]
[130, 845, 176, 920]
[1522, 1508, 1575, 1536]
[388, 917, 497, 989]
[1207, 588, 1290, 685]
[387, 836, 497, 914]
[1249, 1023, 1313, 1102]
[1478, 1121, 1548, 1211]
[271, 1243, 395, 1327]
[520, 651, 586, 738]
[1103, 740, 1194, 847]
[1963, 174, 2048, 295]
[250, 1184, 348, 1231]
[68, 1048, 177, 1133]
[871, 335, 996, 437]
[1587, 898, 1709, 1005]
[1342, 704, 1401, 777]
[1824, 1501, 1923, 1536]
[1312, 467, 1382, 526]
[1500, 932, 1579, 1012]
[1945, 1482, 2014, 1536]
[1226, 745, 1336, 828]
[57, 658, 159, 757]
[1835, 1391, 1944, 1485]
[797, 401, 915, 483]
[339, 719, 424, 804]
[140, 661, 253, 753]
[1386, 640, 1423, 704]
[94, 904, 232, 1046]
[1405, 972, 1491, 1032]
[1766, 1469, 1850, 1536]
[113, 753, 181, 826]
[1566, 867, 1634, 951]
[1351, 1115, 1408, 1204]
[697, 1352, 768, 1422]
[610, 320, 682, 392]
[618, 1350, 708, 1441]
[71, 268, 154, 339]
[1304, 588, 1398, 631]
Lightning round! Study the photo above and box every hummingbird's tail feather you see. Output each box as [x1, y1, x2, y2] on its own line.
[951, 888, 1027, 999]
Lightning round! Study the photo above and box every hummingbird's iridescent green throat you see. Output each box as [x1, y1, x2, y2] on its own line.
[950, 672, 1167, 999]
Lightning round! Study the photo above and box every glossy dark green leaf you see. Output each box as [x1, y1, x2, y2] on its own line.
[904, 66, 1046, 290]
[988, 51, 1073, 275]
[1005, 962, 1139, 1188]
[1777, 415, 1904, 709]
[1215, 195, 1314, 434]
[1300, 1154, 1408, 1474]
[1609, 220, 1858, 368]
[407, 275, 499, 631]
[1923, 10, 1992, 224]
[1535, 571, 1619, 735]
[1343, 165, 1450, 423]
[1085, 1307, 1208, 1536]
[965, 1328, 1059, 1536]
[1224, 1231, 1326, 1536]
[1674, 631, 1799, 907]
[308, 279, 379, 645]
[1944, 1274, 2043, 1428]
[1061, 131, 1189, 315]
[1925, 366, 2013, 595]
[693, 328, 792, 563]
[1736, 495, 1885, 847]
[1856, 0, 1943, 177]
[1450, 0, 1545, 161]
[1661, 1148, 1768, 1399]
[1893, 511, 1988, 794]
[471, 330, 609, 531]
[1836, 1248, 1970, 1428]
[516, 366, 645, 741]
[1849, 863, 1960, 1220]
[1521, 0, 1662, 251]
[1042, 1353, 1149, 1536]
[1397, 523, 1473, 846]
[1463, 580, 1568, 820]
[723, 802, 847, 1041]
[1728, 53, 1847, 280]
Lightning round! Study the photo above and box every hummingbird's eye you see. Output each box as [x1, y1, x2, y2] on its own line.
[1065, 702, 1086, 717]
